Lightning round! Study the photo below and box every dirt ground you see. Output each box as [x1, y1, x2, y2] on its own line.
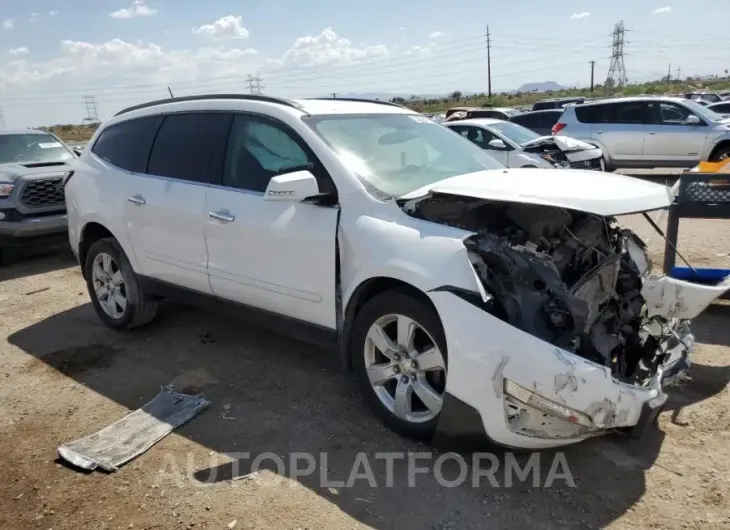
[1, 212, 729, 530]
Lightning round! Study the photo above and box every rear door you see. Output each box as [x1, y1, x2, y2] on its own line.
[123, 112, 232, 294]
[577, 102, 648, 164]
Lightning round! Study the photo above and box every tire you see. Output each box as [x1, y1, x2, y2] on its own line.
[350, 289, 448, 441]
[84, 237, 158, 330]
[710, 145, 730, 162]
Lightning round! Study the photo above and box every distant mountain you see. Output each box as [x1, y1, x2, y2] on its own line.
[510, 81, 567, 94]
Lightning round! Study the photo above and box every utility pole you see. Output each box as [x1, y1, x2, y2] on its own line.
[332, 93, 336, 98]
[485, 25, 492, 98]
[0, 109, 5, 128]
[667, 63, 671, 82]
[590, 61, 596, 92]
[675, 66, 682, 93]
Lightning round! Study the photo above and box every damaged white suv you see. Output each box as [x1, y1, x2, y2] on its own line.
[64, 95, 730, 450]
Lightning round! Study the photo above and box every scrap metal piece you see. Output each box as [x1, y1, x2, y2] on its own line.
[57, 387, 210, 472]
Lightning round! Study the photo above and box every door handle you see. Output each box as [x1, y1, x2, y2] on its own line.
[647, 131, 657, 135]
[208, 210, 235, 223]
[595, 130, 604, 135]
[127, 194, 146, 205]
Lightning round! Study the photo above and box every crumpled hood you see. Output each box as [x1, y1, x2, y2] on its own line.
[399, 168, 674, 216]
[521, 135, 597, 152]
[0, 161, 70, 182]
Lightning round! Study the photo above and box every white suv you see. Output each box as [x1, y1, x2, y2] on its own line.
[64, 95, 729, 450]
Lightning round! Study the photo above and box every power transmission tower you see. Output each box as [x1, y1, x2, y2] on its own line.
[82, 95, 100, 125]
[246, 74, 264, 95]
[590, 61, 596, 92]
[604, 21, 628, 94]
[485, 25, 492, 98]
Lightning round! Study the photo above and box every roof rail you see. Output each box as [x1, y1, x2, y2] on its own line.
[114, 94, 307, 117]
[306, 97, 408, 109]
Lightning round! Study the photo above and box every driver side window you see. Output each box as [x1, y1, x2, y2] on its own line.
[223, 115, 313, 193]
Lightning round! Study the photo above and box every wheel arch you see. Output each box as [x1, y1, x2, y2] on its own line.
[708, 139, 730, 162]
[340, 276, 438, 372]
[79, 222, 124, 279]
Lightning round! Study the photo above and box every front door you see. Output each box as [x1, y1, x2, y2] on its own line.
[124, 112, 232, 294]
[204, 114, 339, 329]
[642, 102, 708, 165]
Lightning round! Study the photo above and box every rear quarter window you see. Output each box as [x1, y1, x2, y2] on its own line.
[91, 115, 163, 173]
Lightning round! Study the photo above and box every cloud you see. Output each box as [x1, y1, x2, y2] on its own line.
[30, 13, 39, 24]
[2, 19, 13, 29]
[429, 31, 445, 39]
[0, 38, 258, 90]
[9, 47, 29, 55]
[192, 15, 249, 40]
[49, 10, 59, 17]
[109, 1, 157, 19]
[569, 12, 591, 20]
[399, 26, 407, 37]
[276, 27, 389, 67]
[653, 6, 672, 14]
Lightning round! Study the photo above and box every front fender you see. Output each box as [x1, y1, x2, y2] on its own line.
[339, 209, 485, 311]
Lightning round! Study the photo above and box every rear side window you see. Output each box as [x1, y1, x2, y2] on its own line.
[539, 111, 562, 128]
[575, 103, 614, 124]
[711, 103, 730, 113]
[147, 113, 233, 183]
[511, 113, 539, 128]
[91, 116, 162, 173]
[531, 102, 555, 111]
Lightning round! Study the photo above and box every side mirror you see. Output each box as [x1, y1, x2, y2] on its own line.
[72, 148, 83, 157]
[685, 115, 702, 125]
[488, 138, 507, 150]
[264, 170, 320, 202]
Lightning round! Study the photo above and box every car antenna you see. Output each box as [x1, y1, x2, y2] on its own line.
[167, 86, 174, 98]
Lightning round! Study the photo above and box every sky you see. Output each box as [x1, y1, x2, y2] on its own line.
[0, 0, 728, 127]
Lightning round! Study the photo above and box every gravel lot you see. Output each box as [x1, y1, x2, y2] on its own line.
[1, 209, 729, 530]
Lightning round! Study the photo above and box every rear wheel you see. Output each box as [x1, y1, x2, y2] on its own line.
[350, 290, 448, 440]
[84, 238, 158, 330]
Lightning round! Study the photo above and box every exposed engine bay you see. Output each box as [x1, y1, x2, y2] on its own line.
[403, 193, 685, 387]
[520, 136, 604, 169]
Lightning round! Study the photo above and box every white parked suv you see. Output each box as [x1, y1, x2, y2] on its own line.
[64, 95, 729, 450]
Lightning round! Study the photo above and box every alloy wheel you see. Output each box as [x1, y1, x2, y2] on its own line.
[91, 252, 127, 319]
[363, 314, 447, 423]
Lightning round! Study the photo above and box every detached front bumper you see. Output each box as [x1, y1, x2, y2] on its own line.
[429, 290, 695, 451]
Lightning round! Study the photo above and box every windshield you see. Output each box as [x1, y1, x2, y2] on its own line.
[305, 113, 505, 198]
[0, 133, 74, 164]
[681, 99, 726, 122]
[488, 121, 541, 145]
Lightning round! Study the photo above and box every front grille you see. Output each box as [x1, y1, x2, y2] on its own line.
[19, 178, 65, 208]
[569, 158, 601, 170]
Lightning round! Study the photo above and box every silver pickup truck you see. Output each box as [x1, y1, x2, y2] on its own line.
[0, 129, 80, 264]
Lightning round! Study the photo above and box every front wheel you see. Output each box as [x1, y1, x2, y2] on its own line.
[84, 237, 159, 330]
[350, 290, 448, 440]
